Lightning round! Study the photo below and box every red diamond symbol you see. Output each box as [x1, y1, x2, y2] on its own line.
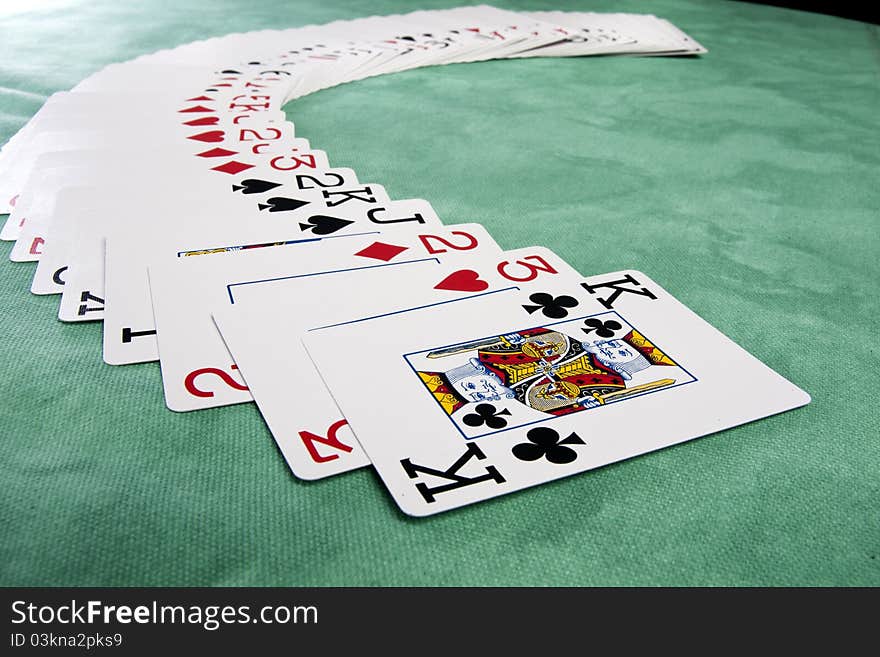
[212, 161, 254, 175]
[182, 116, 219, 127]
[197, 147, 237, 158]
[178, 105, 214, 113]
[186, 95, 214, 101]
[354, 241, 408, 262]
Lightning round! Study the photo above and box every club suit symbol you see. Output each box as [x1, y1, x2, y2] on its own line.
[522, 292, 579, 319]
[581, 317, 622, 338]
[512, 426, 585, 464]
[462, 403, 512, 429]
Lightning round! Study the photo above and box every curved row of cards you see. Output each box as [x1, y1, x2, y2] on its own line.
[0, 7, 808, 516]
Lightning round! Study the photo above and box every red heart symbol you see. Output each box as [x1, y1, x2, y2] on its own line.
[182, 116, 219, 127]
[188, 130, 225, 143]
[434, 269, 489, 293]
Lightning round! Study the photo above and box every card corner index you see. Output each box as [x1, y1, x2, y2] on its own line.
[579, 270, 661, 309]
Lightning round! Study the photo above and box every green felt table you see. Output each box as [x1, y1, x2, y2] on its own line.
[0, 0, 877, 587]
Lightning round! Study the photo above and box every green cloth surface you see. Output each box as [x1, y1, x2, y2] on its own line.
[0, 0, 877, 586]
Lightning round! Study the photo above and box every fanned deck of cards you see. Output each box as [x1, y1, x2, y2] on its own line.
[0, 6, 810, 516]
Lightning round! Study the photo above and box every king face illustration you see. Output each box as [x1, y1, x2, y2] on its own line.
[416, 321, 679, 418]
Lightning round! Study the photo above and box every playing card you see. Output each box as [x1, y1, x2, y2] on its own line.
[211, 244, 582, 478]
[5, 159, 89, 254]
[29, 186, 94, 295]
[149, 222, 511, 413]
[9, 130, 320, 278]
[0, 88, 292, 213]
[26, 157, 331, 296]
[303, 269, 809, 516]
[55, 166, 376, 324]
[24, 154, 351, 290]
[102, 196, 434, 364]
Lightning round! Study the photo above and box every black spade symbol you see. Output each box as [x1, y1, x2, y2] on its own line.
[232, 179, 282, 195]
[298, 215, 355, 235]
[258, 197, 309, 213]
